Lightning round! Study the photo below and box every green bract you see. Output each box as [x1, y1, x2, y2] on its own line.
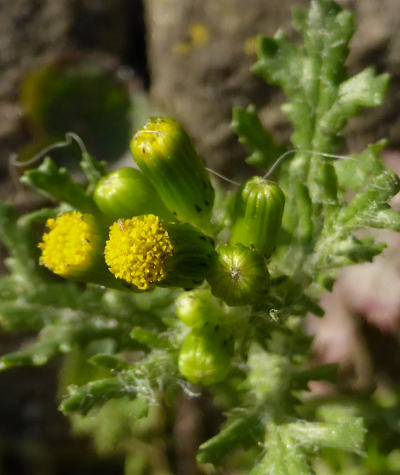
[130, 117, 215, 232]
[161, 222, 216, 289]
[93, 167, 172, 222]
[230, 177, 285, 258]
[178, 326, 232, 385]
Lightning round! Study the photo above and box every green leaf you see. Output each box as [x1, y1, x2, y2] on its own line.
[334, 140, 386, 192]
[250, 417, 365, 474]
[0, 277, 20, 302]
[231, 105, 284, 169]
[309, 168, 400, 288]
[89, 354, 133, 372]
[247, 344, 291, 405]
[0, 300, 55, 331]
[287, 418, 366, 455]
[322, 68, 390, 137]
[250, 423, 312, 475]
[0, 203, 55, 284]
[130, 327, 174, 350]
[197, 411, 264, 465]
[252, 32, 308, 149]
[61, 350, 179, 415]
[60, 378, 133, 415]
[253, 0, 388, 215]
[252, 2, 355, 151]
[21, 157, 99, 214]
[337, 169, 400, 231]
[0, 337, 69, 370]
[80, 152, 107, 194]
[313, 236, 386, 290]
[292, 363, 338, 388]
[272, 177, 314, 274]
[0, 294, 140, 370]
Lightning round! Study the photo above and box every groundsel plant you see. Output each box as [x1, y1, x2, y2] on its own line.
[1, 0, 400, 473]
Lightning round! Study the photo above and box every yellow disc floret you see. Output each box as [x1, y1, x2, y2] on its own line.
[132, 117, 178, 160]
[39, 211, 101, 277]
[104, 214, 174, 290]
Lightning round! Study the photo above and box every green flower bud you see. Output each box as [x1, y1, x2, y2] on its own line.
[93, 167, 173, 222]
[104, 215, 215, 290]
[176, 289, 224, 328]
[130, 117, 214, 232]
[207, 243, 269, 306]
[178, 326, 232, 385]
[230, 177, 285, 257]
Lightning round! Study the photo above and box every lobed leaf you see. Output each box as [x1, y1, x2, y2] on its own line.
[61, 350, 179, 415]
[231, 105, 284, 169]
[287, 418, 366, 455]
[197, 411, 264, 465]
[60, 377, 133, 415]
[0, 317, 135, 371]
[250, 423, 312, 475]
[310, 167, 400, 287]
[0, 203, 56, 284]
[334, 140, 386, 192]
[21, 157, 99, 214]
[80, 152, 107, 194]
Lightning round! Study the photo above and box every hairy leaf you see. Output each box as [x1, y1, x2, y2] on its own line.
[21, 157, 99, 214]
[231, 105, 284, 169]
[80, 152, 107, 194]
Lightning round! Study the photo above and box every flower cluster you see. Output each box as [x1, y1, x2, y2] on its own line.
[38, 117, 283, 302]
[37, 117, 284, 385]
[5, 2, 398, 469]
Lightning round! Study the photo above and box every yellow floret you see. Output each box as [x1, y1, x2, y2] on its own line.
[104, 215, 174, 290]
[39, 211, 100, 277]
[132, 117, 178, 159]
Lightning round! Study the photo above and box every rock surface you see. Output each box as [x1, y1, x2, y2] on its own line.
[145, 0, 400, 178]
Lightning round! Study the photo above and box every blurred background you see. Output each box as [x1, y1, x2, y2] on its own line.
[0, 0, 400, 473]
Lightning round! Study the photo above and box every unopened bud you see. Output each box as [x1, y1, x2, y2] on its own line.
[207, 243, 269, 306]
[93, 167, 172, 222]
[178, 325, 232, 385]
[230, 177, 285, 257]
[176, 289, 224, 328]
[130, 117, 214, 232]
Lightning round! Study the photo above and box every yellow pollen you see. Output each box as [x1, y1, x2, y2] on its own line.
[39, 211, 100, 277]
[104, 214, 174, 290]
[132, 118, 179, 160]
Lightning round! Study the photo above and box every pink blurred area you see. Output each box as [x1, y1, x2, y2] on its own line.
[308, 151, 400, 387]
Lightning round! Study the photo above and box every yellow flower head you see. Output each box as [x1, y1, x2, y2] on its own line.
[39, 211, 101, 277]
[104, 215, 174, 290]
[132, 118, 177, 160]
